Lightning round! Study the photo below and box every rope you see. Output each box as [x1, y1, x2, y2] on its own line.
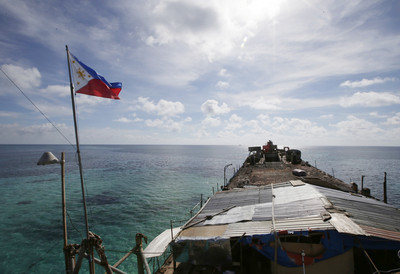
[66, 209, 83, 239]
[362, 248, 380, 274]
[355, 236, 380, 273]
[0, 67, 75, 148]
[374, 268, 400, 274]
[24, 240, 60, 273]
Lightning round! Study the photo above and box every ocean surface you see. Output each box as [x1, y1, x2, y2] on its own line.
[0, 145, 399, 273]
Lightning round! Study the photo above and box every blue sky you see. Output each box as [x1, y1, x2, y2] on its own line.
[1, 0, 399, 147]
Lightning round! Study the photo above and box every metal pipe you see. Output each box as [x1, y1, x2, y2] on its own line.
[170, 220, 174, 241]
[139, 248, 151, 274]
[301, 250, 306, 274]
[383, 172, 387, 203]
[135, 233, 150, 274]
[113, 249, 134, 268]
[60, 152, 71, 273]
[84, 254, 127, 274]
[361, 175, 365, 190]
[224, 164, 232, 187]
[61, 152, 67, 248]
[66, 45, 93, 273]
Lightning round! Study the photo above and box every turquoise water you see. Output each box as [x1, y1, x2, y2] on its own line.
[0, 145, 399, 273]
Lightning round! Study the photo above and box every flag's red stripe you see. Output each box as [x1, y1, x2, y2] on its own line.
[76, 79, 120, 100]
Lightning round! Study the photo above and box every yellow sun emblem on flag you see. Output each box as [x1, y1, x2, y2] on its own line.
[77, 68, 86, 80]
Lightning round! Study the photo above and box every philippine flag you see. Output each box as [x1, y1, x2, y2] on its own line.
[69, 53, 122, 99]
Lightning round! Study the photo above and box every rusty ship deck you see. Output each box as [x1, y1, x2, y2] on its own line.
[149, 142, 400, 274]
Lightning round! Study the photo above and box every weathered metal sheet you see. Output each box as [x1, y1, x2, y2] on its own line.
[144, 227, 181, 258]
[189, 187, 273, 226]
[359, 224, 400, 242]
[252, 202, 273, 221]
[185, 182, 400, 242]
[274, 215, 334, 231]
[329, 213, 366, 235]
[203, 204, 255, 225]
[317, 186, 400, 234]
[274, 198, 326, 219]
[224, 221, 272, 237]
[273, 183, 324, 205]
[179, 225, 228, 239]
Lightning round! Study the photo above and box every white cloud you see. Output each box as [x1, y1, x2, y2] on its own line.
[247, 96, 282, 110]
[257, 114, 271, 125]
[334, 115, 384, 136]
[246, 119, 265, 134]
[0, 111, 20, 118]
[31, 101, 71, 118]
[385, 112, 400, 125]
[194, 129, 210, 139]
[369, 112, 387, 118]
[75, 94, 112, 107]
[143, 0, 285, 63]
[340, 77, 396, 88]
[320, 114, 334, 119]
[18, 122, 68, 134]
[157, 99, 185, 116]
[218, 68, 229, 77]
[39, 85, 70, 97]
[145, 119, 164, 128]
[270, 117, 327, 136]
[228, 114, 242, 123]
[144, 117, 187, 132]
[340, 91, 400, 107]
[201, 99, 230, 116]
[115, 117, 132, 123]
[202, 116, 221, 127]
[224, 114, 243, 131]
[147, 1, 221, 52]
[216, 81, 229, 89]
[0, 122, 73, 144]
[1, 64, 41, 90]
[136, 97, 184, 117]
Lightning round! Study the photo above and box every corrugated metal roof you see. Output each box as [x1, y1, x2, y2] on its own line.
[203, 204, 255, 225]
[189, 187, 273, 226]
[274, 215, 334, 231]
[273, 183, 324, 205]
[224, 221, 271, 237]
[181, 182, 400, 242]
[273, 184, 327, 220]
[252, 202, 272, 221]
[316, 185, 400, 235]
[274, 198, 327, 219]
[359, 224, 400, 242]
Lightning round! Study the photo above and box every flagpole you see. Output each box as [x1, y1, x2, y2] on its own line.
[66, 45, 94, 273]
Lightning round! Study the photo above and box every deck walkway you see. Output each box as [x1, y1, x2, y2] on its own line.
[227, 156, 353, 192]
